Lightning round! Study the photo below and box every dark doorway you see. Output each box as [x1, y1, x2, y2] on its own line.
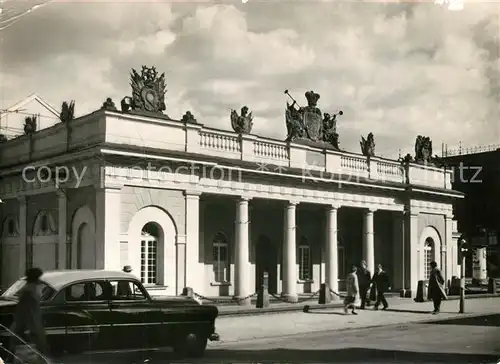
[255, 235, 278, 294]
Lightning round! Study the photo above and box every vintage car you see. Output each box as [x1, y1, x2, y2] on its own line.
[0, 270, 219, 358]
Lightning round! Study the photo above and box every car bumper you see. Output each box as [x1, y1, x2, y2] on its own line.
[209, 333, 220, 341]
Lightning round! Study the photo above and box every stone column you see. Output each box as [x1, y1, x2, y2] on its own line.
[392, 212, 404, 291]
[95, 185, 122, 270]
[184, 191, 204, 295]
[18, 196, 27, 276]
[363, 208, 376, 275]
[406, 211, 419, 297]
[325, 205, 339, 298]
[444, 216, 454, 283]
[234, 197, 251, 305]
[57, 191, 67, 269]
[282, 201, 298, 302]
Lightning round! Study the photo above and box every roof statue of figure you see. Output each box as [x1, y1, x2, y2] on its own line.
[230, 106, 253, 134]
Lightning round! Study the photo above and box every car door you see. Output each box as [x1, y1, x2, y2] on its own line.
[61, 279, 115, 352]
[107, 279, 156, 350]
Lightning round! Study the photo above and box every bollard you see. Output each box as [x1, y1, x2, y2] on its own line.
[256, 272, 270, 308]
[318, 283, 331, 304]
[414, 280, 428, 302]
[181, 287, 194, 298]
[449, 276, 460, 295]
[488, 277, 497, 294]
[256, 284, 270, 308]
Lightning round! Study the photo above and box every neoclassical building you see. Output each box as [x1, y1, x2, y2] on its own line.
[0, 67, 462, 302]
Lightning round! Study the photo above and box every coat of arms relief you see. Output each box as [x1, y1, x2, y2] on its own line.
[120, 66, 167, 115]
[284, 90, 343, 149]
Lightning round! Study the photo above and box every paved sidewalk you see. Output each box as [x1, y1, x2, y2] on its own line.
[211, 296, 500, 344]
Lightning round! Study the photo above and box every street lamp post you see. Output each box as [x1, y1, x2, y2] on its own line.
[458, 235, 469, 314]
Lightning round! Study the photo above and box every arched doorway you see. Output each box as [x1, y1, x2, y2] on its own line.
[255, 235, 277, 294]
[140, 222, 163, 286]
[423, 237, 434, 280]
[419, 226, 442, 281]
[77, 222, 95, 269]
[127, 206, 177, 294]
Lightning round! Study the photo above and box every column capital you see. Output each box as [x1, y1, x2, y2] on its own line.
[237, 196, 251, 203]
[57, 190, 67, 199]
[95, 183, 123, 193]
[286, 200, 299, 207]
[17, 196, 26, 204]
[365, 207, 377, 214]
[326, 203, 340, 211]
[183, 190, 202, 198]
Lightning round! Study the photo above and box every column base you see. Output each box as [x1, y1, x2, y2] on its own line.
[234, 296, 252, 306]
[281, 293, 298, 303]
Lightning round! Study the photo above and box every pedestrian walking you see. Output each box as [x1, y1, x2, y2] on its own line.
[344, 265, 359, 315]
[428, 261, 447, 314]
[357, 260, 372, 309]
[9, 267, 49, 356]
[372, 264, 390, 310]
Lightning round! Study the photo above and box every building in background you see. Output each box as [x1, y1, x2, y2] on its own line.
[441, 146, 500, 281]
[0, 66, 462, 301]
[0, 94, 60, 140]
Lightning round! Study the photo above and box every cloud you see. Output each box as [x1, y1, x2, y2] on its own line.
[0, 0, 498, 158]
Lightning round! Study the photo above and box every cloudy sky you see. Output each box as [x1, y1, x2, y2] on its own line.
[0, 0, 499, 157]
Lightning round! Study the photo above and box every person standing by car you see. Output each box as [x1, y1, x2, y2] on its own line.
[344, 265, 359, 315]
[372, 264, 390, 310]
[428, 261, 447, 314]
[357, 260, 372, 309]
[10, 267, 49, 355]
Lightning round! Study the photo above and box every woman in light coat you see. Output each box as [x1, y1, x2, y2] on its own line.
[344, 265, 360, 315]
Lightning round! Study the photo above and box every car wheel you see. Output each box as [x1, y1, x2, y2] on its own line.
[173, 333, 207, 358]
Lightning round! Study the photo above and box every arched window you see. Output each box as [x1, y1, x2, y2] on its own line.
[298, 236, 312, 281]
[140, 222, 159, 285]
[40, 215, 48, 233]
[424, 238, 434, 280]
[7, 219, 15, 235]
[212, 232, 229, 283]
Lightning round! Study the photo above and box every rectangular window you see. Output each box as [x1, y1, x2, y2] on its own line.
[140, 239, 157, 285]
[338, 246, 345, 279]
[298, 245, 312, 281]
[213, 243, 228, 282]
[424, 248, 433, 280]
[26, 243, 33, 269]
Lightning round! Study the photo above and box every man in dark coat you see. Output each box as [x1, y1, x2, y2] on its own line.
[372, 264, 390, 310]
[428, 261, 447, 314]
[357, 260, 372, 309]
[10, 267, 49, 355]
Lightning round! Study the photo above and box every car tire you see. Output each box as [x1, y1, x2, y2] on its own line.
[173, 333, 207, 358]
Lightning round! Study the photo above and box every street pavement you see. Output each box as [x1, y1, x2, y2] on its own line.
[23, 297, 500, 363]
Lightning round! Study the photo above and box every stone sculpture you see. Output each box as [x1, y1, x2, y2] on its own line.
[59, 101, 75, 123]
[24, 115, 37, 135]
[181, 111, 197, 124]
[101, 97, 117, 111]
[128, 66, 167, 114]
[415, 135, 433, 163]
[360, 133, 375, 157]
[230, 106, 253, 134]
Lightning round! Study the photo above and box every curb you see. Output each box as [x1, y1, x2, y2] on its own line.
[218, 301, 344, 317]
[217, 293, 500, 317]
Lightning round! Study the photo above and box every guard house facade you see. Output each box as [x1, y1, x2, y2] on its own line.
[0, 66, 462, 301]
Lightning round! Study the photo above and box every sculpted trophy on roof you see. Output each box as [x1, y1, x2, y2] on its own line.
[121, 66, 167, 115]
[284, 90, 342, 149]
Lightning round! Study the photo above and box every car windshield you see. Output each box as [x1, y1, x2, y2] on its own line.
[1, 278, 55, 301]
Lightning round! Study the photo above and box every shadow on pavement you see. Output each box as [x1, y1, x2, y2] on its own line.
[428, 313, 500, 327]
[61, 347, 500, 363]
